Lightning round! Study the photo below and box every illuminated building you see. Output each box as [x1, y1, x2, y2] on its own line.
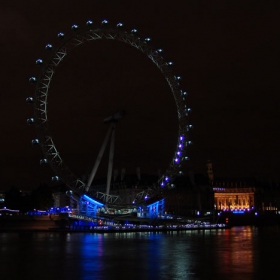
[213, 186, 255, 211]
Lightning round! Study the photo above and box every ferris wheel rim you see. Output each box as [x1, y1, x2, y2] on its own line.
[28, 20, 191, 196]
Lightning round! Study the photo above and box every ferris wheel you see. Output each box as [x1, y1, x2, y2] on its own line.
[26, 19, 192, 204]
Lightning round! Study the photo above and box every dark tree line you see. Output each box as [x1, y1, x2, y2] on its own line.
[3, 184, 54, 212]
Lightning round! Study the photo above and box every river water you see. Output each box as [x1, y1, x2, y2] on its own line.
[0, 226, 279, 280]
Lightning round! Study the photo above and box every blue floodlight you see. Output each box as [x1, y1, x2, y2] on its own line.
[82, 194, 104, 207]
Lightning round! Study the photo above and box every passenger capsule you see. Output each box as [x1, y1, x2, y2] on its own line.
[40, 159, 48, 165]
[27, 118, 35, 125]
[45, 44, 53, 50]
[101, 19, 108, 25]
[144, 38, 151, 42]
[31, 139, 39, 145]
[86, 20, 93, 26]
[57, 32, 65, 38]
[26, 97, 34, 104]
[116, 22, 123, 28]
[71, 24, 78, 30]
[35, 59, 43, 65]
[51, 176, 60, 181]
[29, 77, 37, 84]
[131, 29, 138, 33]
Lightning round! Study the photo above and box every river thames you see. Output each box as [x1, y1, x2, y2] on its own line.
[0, 226, 279, 280]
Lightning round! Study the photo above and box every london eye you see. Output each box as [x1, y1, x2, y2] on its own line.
[26, 19, 192, 207]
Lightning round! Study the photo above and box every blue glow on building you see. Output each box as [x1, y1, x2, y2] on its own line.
[79, 195, 105, 218]
[82, 195, 104, 207]
[137, 198, 165, 218]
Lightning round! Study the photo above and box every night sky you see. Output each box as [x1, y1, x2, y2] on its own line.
[1, 0, 280, 190]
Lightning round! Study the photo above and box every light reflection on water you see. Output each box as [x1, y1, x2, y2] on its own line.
[0, 226, 279, 280]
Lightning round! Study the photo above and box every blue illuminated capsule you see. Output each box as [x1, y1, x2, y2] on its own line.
[86, 20, 93, 26]
[131, 29, 137, 33]
[27, 118, 35, 125]
[167, 61, 173, 66]
[57, 32, 65, 38]
[26, 97, 33, 104]
[36, 59, 43, 65]
[40, 159, 48, 165]
[71, 24, 78, 30]
[51, 176, 60, 181]
[116, 22, 123, 28]
[29, 77, 36, 84]
[31, 139, 39, 145]
[157, 49, 163, 53]
[101, 19, 108, 25]
[144, 38, 151, 42]
[176, 76, 181, 80]
[45, 44, 53, 50]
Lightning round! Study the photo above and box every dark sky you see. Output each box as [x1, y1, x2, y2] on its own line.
[1, 0, 280, 190]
